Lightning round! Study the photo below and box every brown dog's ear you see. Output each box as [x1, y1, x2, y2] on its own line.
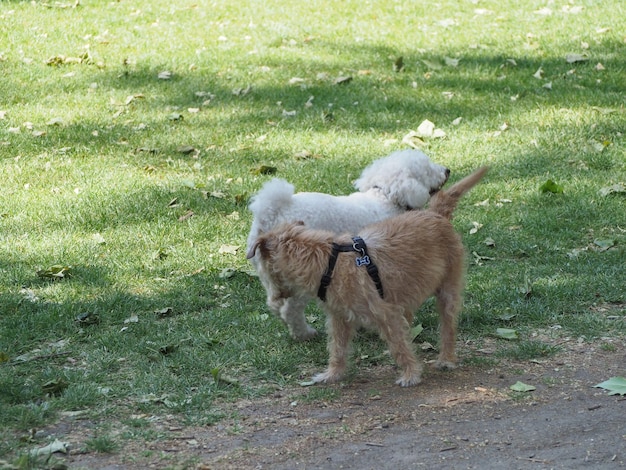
[246, 239, 263, 259]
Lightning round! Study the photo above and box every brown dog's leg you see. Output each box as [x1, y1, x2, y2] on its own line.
[434, 281, 462, 369]
[312, 313, 355, 384]
[373, 303, 423, 386]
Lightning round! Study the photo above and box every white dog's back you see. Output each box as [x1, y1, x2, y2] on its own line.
[248, 178, 398, 240]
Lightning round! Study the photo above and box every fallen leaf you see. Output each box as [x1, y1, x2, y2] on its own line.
[195, 91, 216, 99]
[593, 239, 615, 251]
[93, 233, 106, 244]
[136, 147, 159, 156]
[566, 53, 588, 63]
[599, 183, 626, 197]
[533, 67, 544, 79]
[158, 70, 172, 80]
[444, 56, 460, 67]
[539, 179, 564, 194]
[469, 222, 483, 234]
[251, 165, 277, 175]
[562, 5, 584, 13]
[75, 311, 100, 325]
[437, 18, 456, 27]
[421, 59, 442, 70]
[37, 265, 72, 280]
[20, 287, 39, 303]
[155, 307, 174, 318]
[232, 85, 252, 96]
[47, 117, 64, 126]
[451, 117, 463, 126]
[567, 247, 588, 259]
[177, 145, 197, 155]
[159, 344, 177, 355]
[211, 367, 239, 385]
[510, 381, 536, 392]
[124, 314, 139, 324]
[589, 140, 610, 153]
[42, 378, 69, 396]
[534, 7, 552, 15]
[518, 276, 533, 298]
[393, 56, 404, 72]
[415, 119, 446, 138]
[594, 377, 626, 396]
[496, 328, 518, 340]
[334, 76, 352, 85]
[178, 210, 194, 222]
[30, 439, 69, 457]
[401, 131, 424, 148]
[219, 244, 240, 255]
[497, 313, 517, 321]
[13, 340, 69, 363]
[219, 268, 237, 279]
[410, 324, 424, 342]
[472, 251, 495, 265]
[152, 249, 168, 260]
[483, 237, 496, 247]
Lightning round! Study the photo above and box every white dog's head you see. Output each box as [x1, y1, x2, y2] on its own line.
[354, 149, 450, 210]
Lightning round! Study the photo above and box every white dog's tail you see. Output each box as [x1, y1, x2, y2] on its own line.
[428, 167, 488, 220]
[249, 178, 295, 216]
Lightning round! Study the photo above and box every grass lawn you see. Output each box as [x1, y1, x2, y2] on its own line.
[1, 0, 625, 463]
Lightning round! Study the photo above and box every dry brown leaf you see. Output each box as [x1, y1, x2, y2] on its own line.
[219, 244, 240, 255]
[178, 210, 194, 222]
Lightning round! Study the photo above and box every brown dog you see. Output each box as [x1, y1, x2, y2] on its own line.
[247, 167, 488, 386]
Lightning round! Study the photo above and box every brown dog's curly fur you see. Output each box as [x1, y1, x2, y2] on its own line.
[247, 167, 488, 386]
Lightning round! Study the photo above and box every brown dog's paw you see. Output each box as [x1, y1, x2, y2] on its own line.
[433, 360, 457, 370]
[292, 325, 318, 342]
[396, 373, 422, 387]
[312, 370, 343, 384]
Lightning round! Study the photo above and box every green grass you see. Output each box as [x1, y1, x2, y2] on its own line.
[1, 0, 625, 461]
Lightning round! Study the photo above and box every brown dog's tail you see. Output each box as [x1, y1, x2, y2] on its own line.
[428, 166, 488, 220]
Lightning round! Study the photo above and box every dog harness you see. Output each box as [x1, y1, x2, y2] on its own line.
[317, 236, 384, 302]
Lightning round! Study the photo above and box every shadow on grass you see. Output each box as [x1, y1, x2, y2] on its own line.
[4, 37, 625, 161]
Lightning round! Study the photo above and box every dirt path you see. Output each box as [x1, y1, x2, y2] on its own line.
[52, 339, 626, 469]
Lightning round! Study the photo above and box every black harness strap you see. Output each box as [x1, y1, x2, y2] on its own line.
[317, 236, 384, 302]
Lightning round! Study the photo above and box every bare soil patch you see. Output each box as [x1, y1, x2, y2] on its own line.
[38, 339, 626, 469]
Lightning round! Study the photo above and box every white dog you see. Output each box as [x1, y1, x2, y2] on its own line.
[247, 149, 450, 341]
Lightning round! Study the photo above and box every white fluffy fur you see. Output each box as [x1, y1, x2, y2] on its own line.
[247, 149, 450, 340]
